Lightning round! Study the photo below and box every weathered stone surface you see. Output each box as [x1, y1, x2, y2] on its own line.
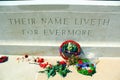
[0, 5, 119, 56]
[0, 12, 119, 44]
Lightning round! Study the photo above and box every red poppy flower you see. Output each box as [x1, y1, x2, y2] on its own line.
[37, 58, 44, 63]
[39, 62, 48, 68]
[88, 70, 93, 73]
[0, 56, 8, 63]
[78, 60, 83, 64]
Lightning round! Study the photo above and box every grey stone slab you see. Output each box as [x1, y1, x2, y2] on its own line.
[0, 5, 119, 56]
[0, 12, 120, 44]
[0, 45, 120, 57]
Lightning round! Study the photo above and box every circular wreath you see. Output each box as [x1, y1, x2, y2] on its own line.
[59, 40, 81, 60]
[76, 59, 96, 76]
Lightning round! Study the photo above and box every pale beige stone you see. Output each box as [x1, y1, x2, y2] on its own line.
[37, 57, 120, 80]
[0, 56, 120, 80]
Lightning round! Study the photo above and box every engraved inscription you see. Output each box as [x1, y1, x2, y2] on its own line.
[8, 18, 36, 25]
[43, 29, 92, 36]
[8, 18, 110, 26]
[22, 29, 39, 35]
[21, 29, 92, 37]
[74, 18, 110, 26]
[5, 12, 114, 41]
[41, 18, 69, 25]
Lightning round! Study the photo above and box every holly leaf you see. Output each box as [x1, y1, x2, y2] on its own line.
[58, 68, 71, 77]
[47, 66, 56, 78]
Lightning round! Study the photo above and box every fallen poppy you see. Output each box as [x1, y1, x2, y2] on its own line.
[0, 56, 8, 63]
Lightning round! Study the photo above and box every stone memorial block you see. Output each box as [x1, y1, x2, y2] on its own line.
[0, 5, 120, 57]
